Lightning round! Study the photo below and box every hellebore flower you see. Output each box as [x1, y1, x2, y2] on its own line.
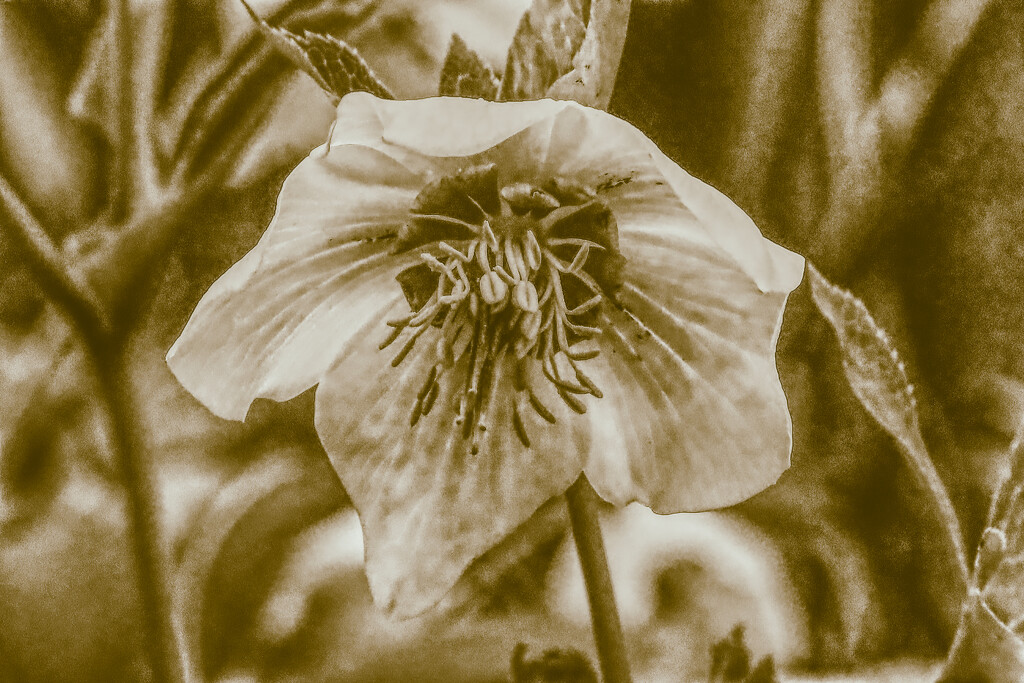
[166, 92, 804, 617]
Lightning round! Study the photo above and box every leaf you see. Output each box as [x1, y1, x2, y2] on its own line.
[242, 0, 392, 105]
[938, 595, 1024, 683]
[499, 0, 589, 101]
[806, 262, 970, 580]
[707, 625, 780, 683]
[174, 450, 346, 680]
[438, 34, 500, 99]
[806, 263, 924, 459]
[511, 643, 597, 683]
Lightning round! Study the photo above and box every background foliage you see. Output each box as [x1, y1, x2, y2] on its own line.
[0, 0, 1019, 680]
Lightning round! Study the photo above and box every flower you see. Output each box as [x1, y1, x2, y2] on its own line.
[166, 92, 805, 617]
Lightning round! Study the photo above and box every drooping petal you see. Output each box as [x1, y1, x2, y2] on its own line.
[579, 229, 796, 512]
[166, 144, 425, 420]
[507, 101, 805, 294]
[313, 298, 590, 617]
[335, 92, 570, 160]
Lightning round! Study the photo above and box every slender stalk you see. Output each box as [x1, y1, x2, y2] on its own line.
[95, 348, 185, 683]
[0, 172, 183, 683]
[565, 475, 631, 683]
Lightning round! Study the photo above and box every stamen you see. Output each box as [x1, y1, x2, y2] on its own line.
[514, 280, 539, 313]
[513, 403, 530, 447]
[568, 348, 600, 361]
[567, 294, 603, 316]
[412, 213, 482, 233]
[558, 387, 587, 414]
[379, 323, 405, 350]
[417, 365, 438, 400]
[387, 169, 617, 450]
[392, 313, 439, 366]
[542, 351, 590, 395]
[569, 357, 603, 398]
[568, 242, 591, 274]
[505, 239, 526, 280]
[525, 230, 542, 270]
[438, 241, 471, 262]
[479, 271, 508, 306]
[528, 389, 557, 424]
[422, 381, 439, 415]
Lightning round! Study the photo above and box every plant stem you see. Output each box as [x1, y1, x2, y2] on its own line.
[565, 475, 631, 683]
[95, 349, 184, 683]
[0, 170, 184, 683]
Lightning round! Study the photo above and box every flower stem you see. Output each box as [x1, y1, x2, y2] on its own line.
[565, 475, 631, 683]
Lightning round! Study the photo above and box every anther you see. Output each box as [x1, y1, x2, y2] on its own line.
[505, 239, 526, 280]
[525, 231, 542, 271]
[528, 389, 557, 423]
[479, 270, 508, 306]
[558, 388, 587, 414]
[568, 348, 600, 361]
[568, 242, 591, 273]
[513, 404, 530, 447]
[422, 381, 439, 416]
[514, 280, 539, 313]
[379, 324, 404, 350]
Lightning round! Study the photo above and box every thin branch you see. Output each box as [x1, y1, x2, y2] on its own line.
[548, 0, 633, 110]
[0, 173, 110, 341]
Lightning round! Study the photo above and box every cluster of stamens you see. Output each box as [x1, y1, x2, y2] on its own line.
[380, 166, 621, 454]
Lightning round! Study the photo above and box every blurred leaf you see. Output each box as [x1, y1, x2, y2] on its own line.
[708, 626, 779, 683]
[174, 449, 345, 680]
[938, 595, 1024, 683]
[807, 262, 969, 580]
[242, 0, 392, 104]
[0, 5, 100, 230]
[710, 625, 751, 682]
[499, 0, 588, 101]
[438, 33, 500, 99]
[511, 643, 597, 683]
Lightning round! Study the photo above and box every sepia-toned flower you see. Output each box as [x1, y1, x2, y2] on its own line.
[167, 92, 804, 617]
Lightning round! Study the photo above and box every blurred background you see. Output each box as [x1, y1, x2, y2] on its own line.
[0, 0, 1018, 680]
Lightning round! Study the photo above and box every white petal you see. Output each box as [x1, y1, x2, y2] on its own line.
[166, 144, 425, 420]
[313, 298, 588, 617]
[518, 102, 805, 293]
[333, 92, 570, 160]
[579, 230, 796, 512]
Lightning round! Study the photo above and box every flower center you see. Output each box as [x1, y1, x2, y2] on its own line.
[381, 163, 624, 453]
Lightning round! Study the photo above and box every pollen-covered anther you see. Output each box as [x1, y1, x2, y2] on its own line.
[479, 270, 508, 306]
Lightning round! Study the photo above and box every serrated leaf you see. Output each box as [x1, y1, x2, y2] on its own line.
[438, 34, 500, 100]
[242, 0, 392, 105]
[499, 0, 589, 101]
[807, 263, 969, 579]
[807, 263, 926, 459]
